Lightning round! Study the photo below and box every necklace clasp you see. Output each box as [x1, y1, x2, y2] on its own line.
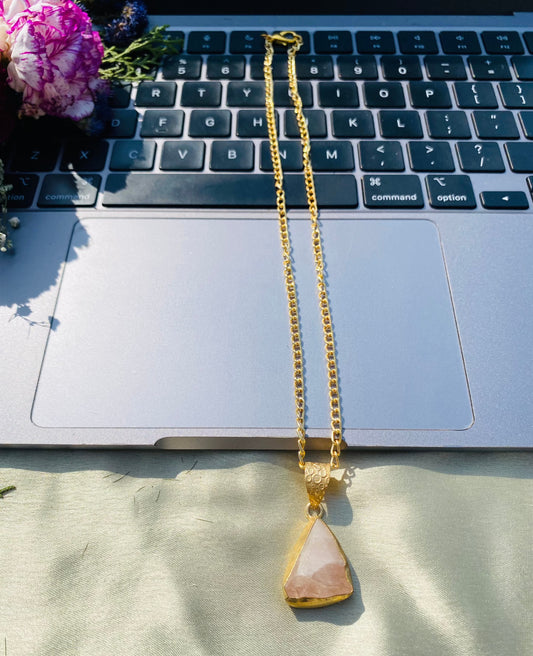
[263, 31, 303, 48]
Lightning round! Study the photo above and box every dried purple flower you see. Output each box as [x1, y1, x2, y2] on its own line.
[103, 0, 148, 48]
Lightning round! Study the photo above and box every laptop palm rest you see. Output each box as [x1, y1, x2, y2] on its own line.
[32, 217, 473, 435]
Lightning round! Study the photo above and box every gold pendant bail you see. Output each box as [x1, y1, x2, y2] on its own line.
[304, 462, 331, 512]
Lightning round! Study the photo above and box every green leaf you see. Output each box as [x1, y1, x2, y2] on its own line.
[99, 25, 183, 82]
[0, 485, 16, 498]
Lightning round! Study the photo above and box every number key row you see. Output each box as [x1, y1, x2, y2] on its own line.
[161, 53, 533, 83]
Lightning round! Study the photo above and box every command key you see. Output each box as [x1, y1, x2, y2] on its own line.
[362, 175, 424, 207]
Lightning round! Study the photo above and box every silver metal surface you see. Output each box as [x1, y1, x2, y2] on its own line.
[30, 217, 472, 433]
[1, 204, 532, 448]
[1, 13, 533, 449]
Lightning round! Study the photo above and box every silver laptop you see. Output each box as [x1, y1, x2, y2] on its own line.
[1, 1, 532, 449]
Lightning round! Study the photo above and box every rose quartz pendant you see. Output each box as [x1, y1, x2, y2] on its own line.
[283, 516, 353, 608]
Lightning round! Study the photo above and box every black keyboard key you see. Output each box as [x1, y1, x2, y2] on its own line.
[11, 140, 60, 172]
[525, 33, 533, 54]
[229, 31, 266, 54]
[425, 56, 467, 80]
[337, 55, 378, 80]
[38, 173, 101, 207]
[210, 141, 254, 171]
[181, 82, 221, 107]
[504, 142, 533, 171]
[318, 82, 358, 107]
[426, 175, 476, 208]
[207, 55, 245, 79]
[310, 141, 354, 171]
[285, 110, 327, 138]
[60, 140, 108, 171]
[472, 111, 519, 139]
[274, 82, 313, 107]
[362, 175, 424, 207]
[188, 110, 231, 137]
[456, 142, 505, 172]
[11, 140, 59, 171]
[135, 81, 177, 107]
[237, 110, 276, 138]
[250, 54, 288, 80]
[407, 142, 455, 172]
[378, 110, 423, 138]
[260, 141, 303, 171]
[4, 174, 39, 208]
[398, 31, 438, 54]
[512, 56, 533, 80]
[480, 191, 529, 209]
[499, 82, 533, 108]
[440, 31, 481, 54]
[314, 31, 353, 53]
[482, 31, 524, 55]
[426, 111, 471, 139]
[331, 110, 375, 138]
[187, 31, 226, 54]
[454, 82, 498, 108]
[110, 141, 156, 170]
[109, 83, 132, 108]
[162, 55, 202, 80]
[519, 111, 533, 138]
[227, 82, 265, 107]
[160, 141, 205, 170]
[409, 82, 452, 108]
[356, 31, 395, 54]
[359, 141, 404, 171]
[140, 110, 184, 137]
[363, 82, 405, 108]
[103, 173, 358, 208]
[295, 56, 334, 79]
[169, 30, 184, 49]
[469, 56, 512, 81]
[381, 55, 422, 80]
[106, 109, 138, 138]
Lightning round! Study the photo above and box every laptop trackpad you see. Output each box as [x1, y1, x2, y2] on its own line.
[32, 218, 472, 431]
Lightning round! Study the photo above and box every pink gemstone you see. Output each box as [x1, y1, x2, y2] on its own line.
[283, 517, 353, 608]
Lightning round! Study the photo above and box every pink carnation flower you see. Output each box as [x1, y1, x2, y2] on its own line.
[4, 0, 105, 120]
[2, 1, 37, 21]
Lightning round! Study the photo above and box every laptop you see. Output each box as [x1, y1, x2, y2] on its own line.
[1, 0, 532, 449]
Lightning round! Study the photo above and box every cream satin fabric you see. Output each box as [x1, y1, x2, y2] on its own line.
[0, 450, 531, 655]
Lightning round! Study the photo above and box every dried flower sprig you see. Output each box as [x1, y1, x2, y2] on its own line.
[103, 0, 148, 48]
[99, 24, 183, 82]
[0, 485, 16, 498]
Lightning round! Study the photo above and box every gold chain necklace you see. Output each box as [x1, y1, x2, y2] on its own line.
[263, 31, 353, 608]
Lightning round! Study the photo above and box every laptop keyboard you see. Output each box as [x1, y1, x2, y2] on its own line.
[6, 28, 533, 211]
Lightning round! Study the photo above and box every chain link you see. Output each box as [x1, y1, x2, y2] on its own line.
[263, 31, 343, 469]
